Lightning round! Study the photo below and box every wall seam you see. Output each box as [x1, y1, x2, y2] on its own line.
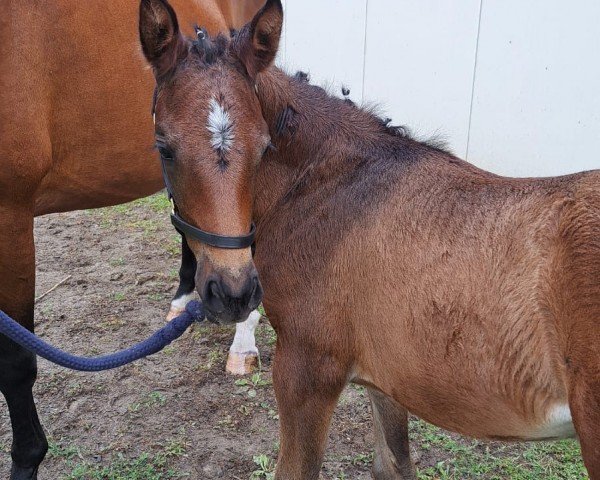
[465, 0, 484, 160]
[360, 0, 369, 104]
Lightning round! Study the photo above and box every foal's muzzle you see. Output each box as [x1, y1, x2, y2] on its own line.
[200, 269, 263, 324]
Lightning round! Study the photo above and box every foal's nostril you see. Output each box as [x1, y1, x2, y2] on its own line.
[203, 280, 225, 313]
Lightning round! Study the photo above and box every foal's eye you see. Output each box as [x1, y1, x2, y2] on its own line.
[157, 145, 174, 162]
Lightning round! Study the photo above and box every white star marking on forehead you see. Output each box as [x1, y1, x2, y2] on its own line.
[207, 98, 234, 152]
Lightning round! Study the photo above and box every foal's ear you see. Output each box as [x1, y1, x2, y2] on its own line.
[234, 0, 283, 79]
[139, 0, 187, 79]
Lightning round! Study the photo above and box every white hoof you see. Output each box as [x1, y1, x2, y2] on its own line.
[165, 306, 185, 321]
[166, 292, 197, 321]
[226, 351, 259, 375]
[226, 309, 261, 375]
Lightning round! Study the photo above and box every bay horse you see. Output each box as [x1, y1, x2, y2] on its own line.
[0, 1, 263, 478]
[140, 0, 600, 478]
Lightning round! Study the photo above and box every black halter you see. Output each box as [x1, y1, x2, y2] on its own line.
[153, 89, 256, 250]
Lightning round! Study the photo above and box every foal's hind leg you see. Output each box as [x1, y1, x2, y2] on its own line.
[368, 389, 416, 479]
[0, 207, 48, 479]
[569, 376, 600, 479]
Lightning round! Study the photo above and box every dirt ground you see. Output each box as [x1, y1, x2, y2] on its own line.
[0, 196, 588, 479]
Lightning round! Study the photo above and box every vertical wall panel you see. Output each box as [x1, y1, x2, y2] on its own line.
[467, 0, 600, 176]
[363, 0, 481, 157]
[281, 0, 367, 103]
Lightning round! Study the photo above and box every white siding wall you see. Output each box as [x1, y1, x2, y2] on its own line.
[276, 1, 600, 177]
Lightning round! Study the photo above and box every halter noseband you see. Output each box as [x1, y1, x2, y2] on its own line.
[153, 88, 256, 251]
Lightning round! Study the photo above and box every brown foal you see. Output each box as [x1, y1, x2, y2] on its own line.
[140, 0, 600, 478]
[0, 1, 263, 478]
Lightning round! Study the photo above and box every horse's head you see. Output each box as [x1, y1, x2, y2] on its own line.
[139, 0, 282, 323]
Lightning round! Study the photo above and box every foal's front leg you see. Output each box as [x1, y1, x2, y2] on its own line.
[273, 345, 348, 480]
[167, 232, 260, 374]
[166, 233, 198, 321]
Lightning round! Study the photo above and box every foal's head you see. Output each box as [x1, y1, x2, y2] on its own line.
[139, 0, 283, 323]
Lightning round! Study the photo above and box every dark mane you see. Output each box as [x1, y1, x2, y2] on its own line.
[276, 69, 454, 157]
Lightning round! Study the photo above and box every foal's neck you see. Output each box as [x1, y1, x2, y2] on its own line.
[253, 67, 392, 222]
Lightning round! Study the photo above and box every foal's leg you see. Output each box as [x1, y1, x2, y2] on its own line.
[0, 207, 48, 480]
[570, 376, 600, 479]
[368, 389, 416, 479]
[273, 346, 348, 480]
[166, 234, 260, 374]
[226, 310, 260, 375]
[166, 233, 198, 321]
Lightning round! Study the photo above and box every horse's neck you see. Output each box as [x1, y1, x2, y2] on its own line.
[253, 67, 381, 223]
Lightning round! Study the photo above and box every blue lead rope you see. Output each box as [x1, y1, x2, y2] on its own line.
[0, 301, 205, 372]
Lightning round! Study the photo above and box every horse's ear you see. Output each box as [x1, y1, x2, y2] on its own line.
[139, 0, 187, 79]
[234, 0, 283, 79]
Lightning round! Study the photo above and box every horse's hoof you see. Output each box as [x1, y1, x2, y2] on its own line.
[226, 351, 258, 375]
[165, 306, 186, 322]
[11, 464, 39, 480]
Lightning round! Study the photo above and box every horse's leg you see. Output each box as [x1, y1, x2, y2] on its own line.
[166, 233, 197, 321]
[273, 346, 347, 480]
[0, 207, 48, 480]
[570, 376, 600, 479]
[226, 310, 260, 375]
[368, 389, 416, 480]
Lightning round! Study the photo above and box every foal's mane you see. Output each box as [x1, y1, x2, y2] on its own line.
[271, 69, 453, 156]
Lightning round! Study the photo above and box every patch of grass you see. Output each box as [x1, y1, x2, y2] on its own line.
[148, 293, 165, 301]
[235, 372, 271, 389]
[48, 440, 82, 460]
[350, 452, 373, 467]
[131, 193, 172, 213]
[63, 452, 186, 480]
[86, 193, 169, 237]
[158, 430, 189, 459]
[255, 322, 276, 347]
[410, 419, 587, 479]
[199, 347, 224, 371]
[164, 235, 182, 257]
[235, 365, 272, 399]
[129, 391, 167, 413]
[65, 381, 84, 398]
[250, 454, 275, 480]
[124, 219, 160, 236]
[109, 257, 126, 267]
[113, 292, 126, 302]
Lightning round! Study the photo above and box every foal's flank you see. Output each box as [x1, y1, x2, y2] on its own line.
[139, 0, 600, 478]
